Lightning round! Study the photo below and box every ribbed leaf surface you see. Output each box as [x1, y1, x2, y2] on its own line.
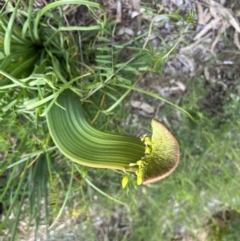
[46, 90, 145, 170]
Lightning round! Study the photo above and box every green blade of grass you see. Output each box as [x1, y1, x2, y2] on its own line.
[33, 0, 106, 42]
[112, 83, 194, 120]
[0, 70, 27, 88]
[3, 0, 21, 55]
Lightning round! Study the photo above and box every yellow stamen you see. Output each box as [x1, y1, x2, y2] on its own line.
[137, 174, 143, 185]
[144, 136, 152, 146]
[122, 176, 129, 188]
[145, 146, 151, 154]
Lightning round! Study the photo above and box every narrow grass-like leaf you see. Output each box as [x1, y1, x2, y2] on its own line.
[85, 178, 128, 206]
[3, 0, 21, 55]
[10, 195, 24, 241]
[0, 70, 27, 88]
[114, 84, 194, 120]
[7, 147, 57, 169]
[0, 162, 28, 231]
[48, 164, 74, 229]
[33, 0, 106, 42]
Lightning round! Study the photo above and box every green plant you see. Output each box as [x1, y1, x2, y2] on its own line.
[0, 0, 195, 240]
[46, 90, 180, 186]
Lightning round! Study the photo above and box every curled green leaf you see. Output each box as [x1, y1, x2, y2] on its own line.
[46, 90, 180, 185]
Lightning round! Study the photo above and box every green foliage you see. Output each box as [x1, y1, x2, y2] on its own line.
[0, 0, 188, 239]
[171, 76, 240, 240]
[1, 0, 239, 240]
